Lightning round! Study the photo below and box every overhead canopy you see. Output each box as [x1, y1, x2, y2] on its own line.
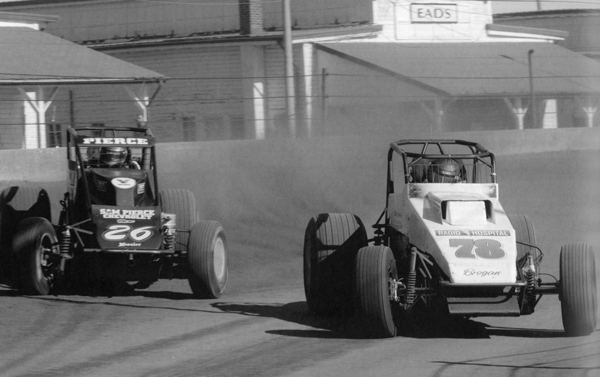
[316, 42, 600, 98]
[0, 27, 166, 85]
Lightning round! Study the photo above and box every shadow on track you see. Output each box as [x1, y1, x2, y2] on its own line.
[0, 283, 224, 314]
[212, 301, 564, 340]
[213, 301, 366, 339]
[484, 326, 567, 338]
[0, 279, 201, 300]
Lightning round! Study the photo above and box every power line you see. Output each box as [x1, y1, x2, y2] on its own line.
[2, 71, 597, 81]
[134, 0, 280, 5]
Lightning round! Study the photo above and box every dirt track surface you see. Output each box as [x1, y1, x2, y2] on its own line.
[1, 140, 599, 377]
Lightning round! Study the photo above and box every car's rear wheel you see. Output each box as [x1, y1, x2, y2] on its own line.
[0, 186, 52, 285]
[355, 245, 397, 338]
[303, 213, 368, 315]
[187, 220, 228, 299]
[12, 217, 59, 295]
[559, 243, 597, 336]
[159, 189, 198, 252]
[507, 214, 536, 267]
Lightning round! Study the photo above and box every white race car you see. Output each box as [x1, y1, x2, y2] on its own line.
[303, 139, 597, 338]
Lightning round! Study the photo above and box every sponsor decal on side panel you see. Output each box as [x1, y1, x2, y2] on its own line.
[117, 219, 135, 224]
[99, 208, 155, 220]
[119, 242, 142, 247]
[435, 230, 511, 236]
[463, 269, 502, 277]
[92, 205, 162, 249]
[82, 137, 149, 145]
[111, 177, 136, 189]
[96, 180, 108, 192]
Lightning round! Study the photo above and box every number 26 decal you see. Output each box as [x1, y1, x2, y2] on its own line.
[103, 225, 154, 241]
[449, 238, 505, 259]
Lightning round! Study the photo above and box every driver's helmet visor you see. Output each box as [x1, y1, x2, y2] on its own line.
[430, 161, 463, 183]
[431, 171, 461, 183]
[101, 147, 127, 166]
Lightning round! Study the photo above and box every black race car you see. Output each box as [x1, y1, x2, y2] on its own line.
[0, 126, 228, 298]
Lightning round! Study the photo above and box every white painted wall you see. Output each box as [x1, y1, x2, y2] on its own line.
[372, 0, 498, 42]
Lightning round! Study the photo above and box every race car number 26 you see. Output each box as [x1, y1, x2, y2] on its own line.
[103, 225, 154, 242]
[449, 238, 505, 259]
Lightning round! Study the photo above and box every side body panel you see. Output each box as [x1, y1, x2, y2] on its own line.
[92, 205, 162, 250]
[388, 182, 518, 284]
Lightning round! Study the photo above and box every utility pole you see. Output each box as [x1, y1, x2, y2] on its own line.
[528, 49, 536, 128]
[283, 0, 296, 137]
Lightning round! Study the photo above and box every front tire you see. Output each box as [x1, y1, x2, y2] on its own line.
[12, 217, 59, 295]
[355, 246, 398, 338]
[508, 214, 536, 268]
[560, 243, 597, 336]
[0, 186, 52, 284]
[160, 189, 198, 252]
[187, 221, 228, 299]
[303, 213, 368, 315]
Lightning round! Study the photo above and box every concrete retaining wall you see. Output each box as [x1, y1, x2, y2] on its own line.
[1, 127, 599, 283]
[1, 127, 599, 184]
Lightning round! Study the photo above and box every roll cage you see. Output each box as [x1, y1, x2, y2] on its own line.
[371, 140, 498, 244]
[66, 126, 160, 213]
[386, 139, 497, 193]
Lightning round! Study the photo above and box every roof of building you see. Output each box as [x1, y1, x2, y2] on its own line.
[495, 9, 600, 19]
[0, 26, 166, 85]
[317, 42, 600, 98]
[81, 23, 383, 50]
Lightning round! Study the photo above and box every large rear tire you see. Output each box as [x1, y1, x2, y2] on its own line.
[187, 220, 228, 299]
[355, 245, 397, 338]
[159, 189, 198, 252]
[507, 214, 536, 268]
[0, 186, 52, 285]
[303, 213, 368, 315]
[560, 243, 597, 336]
[12, 217, 59, 295]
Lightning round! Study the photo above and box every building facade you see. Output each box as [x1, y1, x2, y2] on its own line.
[495, 9, 600, 60]
[0, 0, 598, 148]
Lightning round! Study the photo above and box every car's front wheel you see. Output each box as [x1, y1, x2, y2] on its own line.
[0, 186, 52, 285]
[507, 214, 537, 268]
[13, 217, 60, 295]
[559, 243, 597, 336]
[187, 220, 228, 299]
[355, 245, 398, 338]
[159, 189, 198, 252]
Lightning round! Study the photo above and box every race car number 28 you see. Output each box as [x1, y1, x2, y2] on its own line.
[449, 238, 505, 259]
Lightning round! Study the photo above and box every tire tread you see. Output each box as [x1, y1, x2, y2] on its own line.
[560, 243, 597, 336]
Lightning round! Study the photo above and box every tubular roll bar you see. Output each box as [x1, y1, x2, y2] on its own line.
[66, 126, 160, 212]
[387, 139, 497, 186]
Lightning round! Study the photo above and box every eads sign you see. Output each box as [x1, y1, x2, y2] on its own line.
[411, 3, 458, 23]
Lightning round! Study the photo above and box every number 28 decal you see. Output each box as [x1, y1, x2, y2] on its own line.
[449, 238, 505, 259]
[103, 225, 154, 242]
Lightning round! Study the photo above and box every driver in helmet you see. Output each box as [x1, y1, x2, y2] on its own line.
[99, 146, 128, 168]
[427, 159, 466, 183]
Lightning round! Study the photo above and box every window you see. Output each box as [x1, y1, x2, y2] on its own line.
[182, 117, 197, 141]
[47, 123, 62, 147]
[204, 116, 224, 141]
[230, 116, 246, 140]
